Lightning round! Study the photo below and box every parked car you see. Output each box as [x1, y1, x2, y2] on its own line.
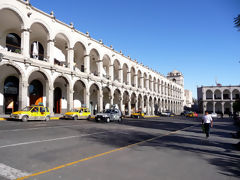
[186, 111, 198, 117]
[161, 111, 174, 117]
[63, 107, 91, 120]
[181, 110, 190, 116]
[131, 111, 145, 118]
[95, 109, 122, 123]
[10, 104, 51, 122]
[210, 113, 218, 118]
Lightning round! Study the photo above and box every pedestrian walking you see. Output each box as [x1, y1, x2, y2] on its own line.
[202, 111, 213, 138]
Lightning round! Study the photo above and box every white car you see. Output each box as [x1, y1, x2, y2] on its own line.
[210, 113, 218, 118]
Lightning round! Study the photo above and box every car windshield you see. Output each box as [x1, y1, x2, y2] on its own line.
[104, 109, 112, 113]
[21, 106, 33, 111]
[71, 109, 79, 112]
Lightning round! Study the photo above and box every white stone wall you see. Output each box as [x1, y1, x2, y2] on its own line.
[0, 0, 184, 115]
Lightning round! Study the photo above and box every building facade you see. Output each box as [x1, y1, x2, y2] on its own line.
[197, 85, 240, 114]
[183, 89, 193, 108]
[0, 0, 184, 115]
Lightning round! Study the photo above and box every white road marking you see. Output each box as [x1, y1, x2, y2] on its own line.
[0, 131, 107, 149]
[0, 124, 89, 132]
[0, 163, 30, 180]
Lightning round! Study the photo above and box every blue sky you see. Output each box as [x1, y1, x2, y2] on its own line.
[31, 0, 240, 98]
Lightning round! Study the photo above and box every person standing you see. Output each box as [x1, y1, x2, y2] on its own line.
[202, 111, 213, 138]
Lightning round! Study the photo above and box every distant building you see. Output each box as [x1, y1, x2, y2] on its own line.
[184, 90, 193, 108]
[197, 85, 240, 114]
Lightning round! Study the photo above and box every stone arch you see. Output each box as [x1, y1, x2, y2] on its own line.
[232, 89, 240, 99]
[113, 59, 121, 82]
[74, 41, 86, 73]
[102, 54, 111, 79]
[73, 79, 86, 109]
[206, 89, 213, 99]
[89, 48, 100, 76]
[122, 63, 129, 85]
[214, 89, 221, 99]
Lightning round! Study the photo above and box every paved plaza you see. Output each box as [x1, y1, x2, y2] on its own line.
[0, 116, 239, 180]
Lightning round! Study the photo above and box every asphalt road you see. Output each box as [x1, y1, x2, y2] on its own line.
[0, 116, 239, 180]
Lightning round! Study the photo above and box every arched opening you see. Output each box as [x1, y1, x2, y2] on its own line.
[223, 89, 230, 100]
[144, 73, 147, 89]
[54, 33, 69, 67]
[143, 95, 147, 114]
[90, 84, 99, 114]
[114, 60, 120, 82]
[153, 78, 156, 92]
[30, 41, 44, 60]
[0, 8, 23, 53]
[89, 49, 99, 76]
[113, 89, 121, 110]
[137, 70, 141, 88]
[232, 89, 240, 100]
[206, 102, 213, 113]
[131, 67, 135, 87]
[149, 75, 152, 91]
[54, 76, 69, 113]
[123, 91, 129, 115]
[54, 87, 61, 113]
[6, 33, 21, 53]
[215, 102, 222, 114]
[74, 42, 86, 73]
[73, 80, 86, 109]
[122, 63, 128, 85]
[0, 64, 22, 114]
[102, 55, 110, 79]
[149, 97, 153, 115]
[131, 93, 137, 113]
[214, 90, 221, 99]
[30, 22, 49, 61]
[224, 102, 231, 114]
[206, 90, 213, 99]
[103, 86, 111, 110]
[4, 76, 19, 114]
[29, 80, 43, 106]
[138, 94, 142, 111]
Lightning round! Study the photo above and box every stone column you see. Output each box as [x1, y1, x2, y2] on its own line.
[21, 28, 30, 58]
[146, 97, 149, 115]
[230, 92, 233, 100]
[151, 101, 154, 115]
[140, 76, 144, 88]
[221, 102, 224, 114]
[134, 74, 138, 88]
[146, 79, 149, 90]
[109, 64, 114, 81]
[230, 102, 233, 113]
[127, 71, 131, 85]
[119, 68, 123, 83]
[47, 39, 55, 65]
[19, 80, 28, 109]
[84, 55, 90, 74]
[141, 98, 144, 112]
[221, 91, 223, 100]
[213, 102, 216, 113]
[47, 86, 54, 115]
[119, 97, 123, 113]
[128, 99, 131, 116]
[99, 89, 103, 112]
[135, 99, 138, 112]
[67, 48, 74, 70]
[67, 87, 73, 111]
[97, 60, 103, 78]
[85, 91, 90, 109]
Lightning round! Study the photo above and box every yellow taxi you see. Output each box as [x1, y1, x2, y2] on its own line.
[131, 111, 145, 118]
[63, 107, 91, 120]
[10, 104, 51, 122]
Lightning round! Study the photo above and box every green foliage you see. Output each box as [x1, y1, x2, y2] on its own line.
[234, 14, 240, 30]
[233, 99, 240, 113]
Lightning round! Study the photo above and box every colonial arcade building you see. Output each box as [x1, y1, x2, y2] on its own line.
[197, 86, 240, 114]
[0, 0, 184, 115]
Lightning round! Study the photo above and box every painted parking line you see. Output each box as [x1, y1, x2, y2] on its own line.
[0, 163, 30, 180]
[0, 131, 107, 149]
[17, 124, 197, 180]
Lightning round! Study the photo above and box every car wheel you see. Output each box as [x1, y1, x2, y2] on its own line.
[22, 116, 28, 122]
[45, 116, 50, 121]
[73, 116, 78, 120]
[118, 117, 122, 123]
[87, 115, 91, 120]
[106, 117, 110, 123]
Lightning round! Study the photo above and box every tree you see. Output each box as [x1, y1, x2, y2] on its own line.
[233, 99, 240, 113]
[234, 14, 240, 30]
